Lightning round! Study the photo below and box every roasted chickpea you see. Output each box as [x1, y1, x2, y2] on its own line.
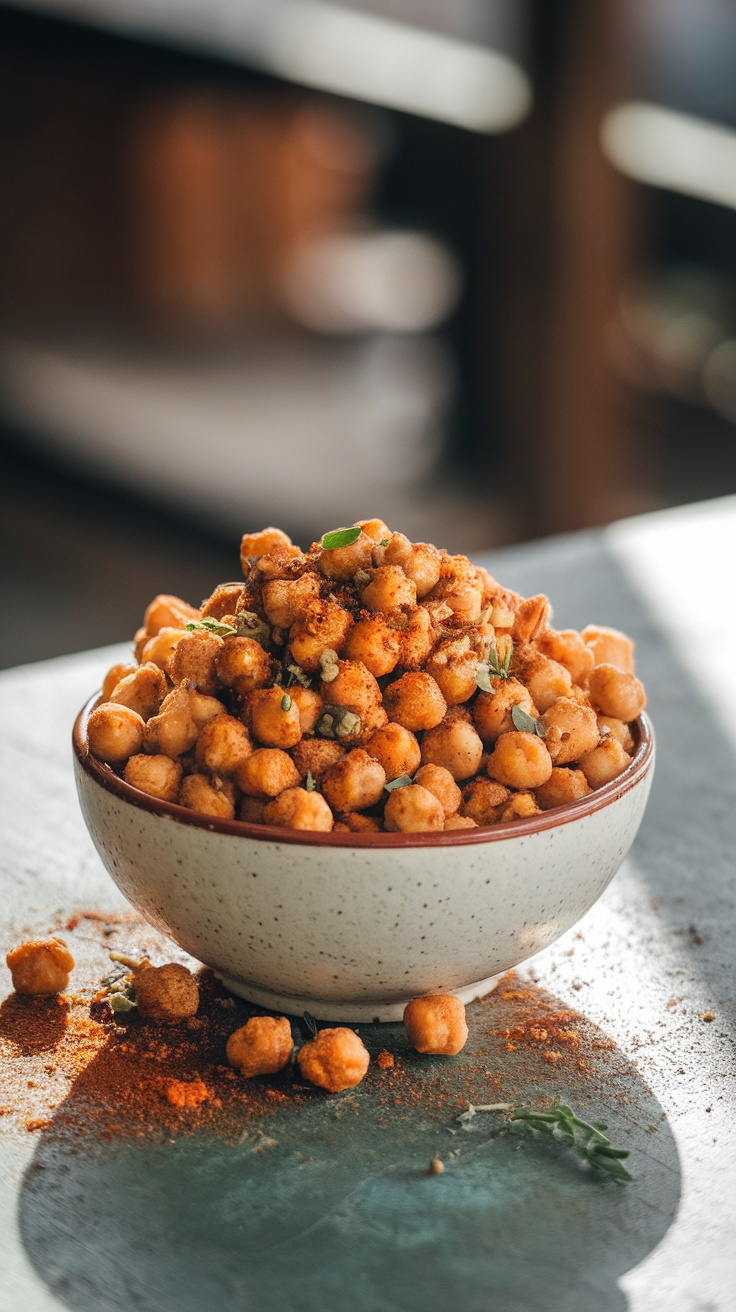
[399, 606, 435, 669]
[255, 546, 305, 579]
[140, 627, 184, 671]
[291, 737, 345, 782]
[460, 776, 509, 825]
[144, 686, 222, 758]
[403, 994, 468, 1055]
[384, 783, 444, 832]
[598, 715, 635, 753]
[365, 723, 421, 780]
[499, 790, 540, 822]
[578, 737, 631, 788]
[321, 749, 386, 813]
[289, 686, 322, 734]
[444, 814, 477, 830]
[356, 517, 391, 543]
[514, 647, 573, 713]
[538, 629, 595, 685]
[472, 678, 538, 744]
[588, 664, 646, 721]
[289, 599, 353, 671]
[239, 796, 266, 824]
[124, 753, 182, 801]
[383, 533, 442, 597]
[133, 962, 199, 1022]
[216, 636, 274, 695]
[263, 787, 334, 831]
[318, 529, 375, 581]
[487, 731, 553, 789]
[334, 811, 382, 832]
[109, 662, 168, 720]
[322, 660, 383, 723]
[237, 748, 300, 797]
[144, 593, 199, 637]
[297, 1027, 370, 1093]
[179, 773, 236, 819]
[581, 624, 635, 673]
[6, 938, 74, 995]
[534, 767, 591, 811]
[240, 527, 292, 567]
[195, 713, 252, 776]
[383, 672, 447, 732]
[200, 582, 245, 620]
[512, 594, 550, 643]
[538, 697, 599, 765]
[248, 687, 303, 749]
[262, 573, 321, 627]
[102, 662, 137, 700]
[420, 719, 484, 782]
[226, 1015, 293, 1077]
[414, 764, 462, 816]
[426, 636, 480, 706]
[427, 555, 483, 623]
[168, 629, 223, 695]
[345, 614, 402, 677]
[361, 565, 416, 613]
[88, 702, 145, 763]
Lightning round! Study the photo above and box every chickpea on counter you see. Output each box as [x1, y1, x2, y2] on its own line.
[87, 520, 646, 833]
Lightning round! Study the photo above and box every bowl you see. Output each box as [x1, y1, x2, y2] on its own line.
[73, 697, 654, 1021]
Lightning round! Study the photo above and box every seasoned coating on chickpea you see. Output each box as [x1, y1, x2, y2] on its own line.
[345, 613, 402, 677]
[240, 527, 292, 566]
[499, 790, 540, 821]
[263, 787, 333, 831]
[512, 594, 550, 643]
[226, 1015, 293, 1077]
[262, 573, 321, 627]
[420, 718, 484, 782]
[318, 529, 375, 581]
[140, 627, 184, 671]
[144, 686, 223, 758]
[384, 783, 444, 832]
[512, 647, 573, 713]
[102, 662, 137, 700]
[6, 938, 74, 995]
[414, 764, 462, 816]
[124, 753, 182, 801]
[334, 811, 382, 832]
[588, 664, 646, 721]
[461, 776, 510, 825]
[534, 767, 591, 811]
[88, 703, 145, 763]
[403, 994, 468, 1055]
[200, 582, 245, 620]
[487, 731, 553, 790]
[472, 678, 538, 744]
[248, 687, 303, 749]
[582, 624, 635, 673]
[399, 606, 435, 669]
[179, 773, 236, 819]
[361, 565, 416, 612]
[237, 748, 300, 798]
[169, 630, 223, 696]
[364, 723, 421, 781]
[195, 713, 252, 776]
[538, 697, 599, 765]
[426, 635, 481, 706]
[144, 594, 199, 636]
[289, 686, 323, 734]
[383, 533, 441, 597]
[216, 637, 274, 695]
[289, 599, 353, 671]
[321, 749, 386, 813]
[444, 814, 477, 830]
[322, 660, 383, 722]
[133, 962, 199, 1021]
[538, 629, 595, 685]
[598, 716, 635, 753]
[428, 554, 484, 623]
[296, 1027, 370, 1093]
[109, 662, 168, 720]
[383, 672, 447, 732]
[578, 737, 631, 788]
[291, 737, 345, 781]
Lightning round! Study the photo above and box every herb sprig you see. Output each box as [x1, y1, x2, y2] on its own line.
[511, 704, 546, 737]
[384, 774, 414, 793]
[475, 638, 513, 692]
[186, 617, 238, 638]
[458, 1098, 632, 1182]
[322, 527, 361, 550]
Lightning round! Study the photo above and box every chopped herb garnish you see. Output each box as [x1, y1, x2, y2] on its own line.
[281, 693, 292, 711]
[476, 638, 513, 691]
[353, 569, 371, 589]
[316, 706, 361, 740]
[186, 617, 237, 638]
[319, 648, 340, 683]
[384, 774, 414, 793]
[305, 770, 316, 792]
[458, 1098, 632, 1183]
[511, 704, 545, 737]
[286, 663, 312, 689]
[322, 526, 361, 550]
[109, 992, 138, 1013]
[235, 611, 271, 647]
[380, 538, 389, 547]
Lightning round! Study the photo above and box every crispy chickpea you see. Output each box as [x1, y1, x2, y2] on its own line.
[403, 994, 468, 1055]
[512, 594, 550, 643]
[133, 962, 199, 1021]
[578, 737, 631, 788]
[292, 738, 346, 781]
[88, 702, 145, 763]
[318, 529, 375, 581]
[256, 546, 306, 579]
[179, 773, 236, 819]
[249, 687, 303, 749]
[365, 723, 421, 780]
[538, 628, 594, 685]
[460, 777, 509, 825]
[426, 636, 480, 706]
[263, 787, 334, 831]
[322, 660, 384, 722]
[102, 662, 137, 700]
[262, 573, 321, 627]
[134, 626, 149, 663]
[383, 533, 442, 597]
[200, 582, 245, 620]
[216, 636, 275, 695]
[534, 767, 591, 811]
[514, 647, 573, 713]
[240, 527, 292, 567]
[345, 614, 402, 677]
[169, 629, 223, 695]
[189, 691, 225, 728]
[237, 748, 300, 797]
[334, 811, 382, 832]
[356, 517, 391, 543]
[428, 555, 483, 623]
[384, 783, 444, 832]
[140, 627, 184, 671]
[420, 719, 484, 782]
[487, 731, 553, 789]
[588, 664, 646, 721]
[399, 606, 434, 669]
[124, 753, 182, 801]
[144, 687, 223, 758]
[444, 814, 477, 830]
[109, 662, 168, 720]
[144, 593, 199, 637]
[289, 599, 353, 671]
[598, 715, 635, 753]
[226, 1015, 293, 1077]
[6, 938, 74, 995]
[472, 678, 538, 744]
[361, 565, 416, 613]
[538, 697, 599, 765]
[383, 672, 447, 732]
[195, 713, 252, 776]
[321, 749, 386, 812]
[239, 796, 266, 824]
[289, 686, 323, 734]
[414, 764, 462, 816]
[581, 624, 635, 673]
[499, 791, 540, 822]
[297, 1027, 370, 1093]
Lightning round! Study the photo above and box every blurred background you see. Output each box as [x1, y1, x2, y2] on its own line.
[2, 0, 736, 667]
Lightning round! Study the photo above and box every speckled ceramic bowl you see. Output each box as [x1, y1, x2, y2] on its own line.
[73, 698, 654, 1021]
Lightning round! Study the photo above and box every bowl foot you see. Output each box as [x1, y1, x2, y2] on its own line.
[214, 974, 500, 1022]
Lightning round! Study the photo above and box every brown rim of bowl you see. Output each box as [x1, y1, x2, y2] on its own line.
[73, 694, 654, 848]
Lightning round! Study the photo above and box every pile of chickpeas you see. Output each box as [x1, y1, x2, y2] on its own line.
[86, 519, 646, 833]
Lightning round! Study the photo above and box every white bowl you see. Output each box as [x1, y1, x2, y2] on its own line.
[73, 698, 654, 1021]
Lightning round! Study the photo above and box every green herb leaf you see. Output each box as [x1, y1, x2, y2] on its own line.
[235, 611, 271, 647]
[457, 1098, 632, 1183]
[475, 666, 494, 694]
[110, 992, 138, 1013]
[286, 663, 312, 689]
[384, 774, 414, 793]
[305, 770, 316, 792]
[186, 617, 238, 638]
[511, 704, 545, 737]
[281, 693, 292, 711]
[322, 526, 361, 550]
[476, 638, 513, 691]
[380, 538, 389, 547]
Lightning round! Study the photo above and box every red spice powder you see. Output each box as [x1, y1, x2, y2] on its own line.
[377, 1051, 395, 1070]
